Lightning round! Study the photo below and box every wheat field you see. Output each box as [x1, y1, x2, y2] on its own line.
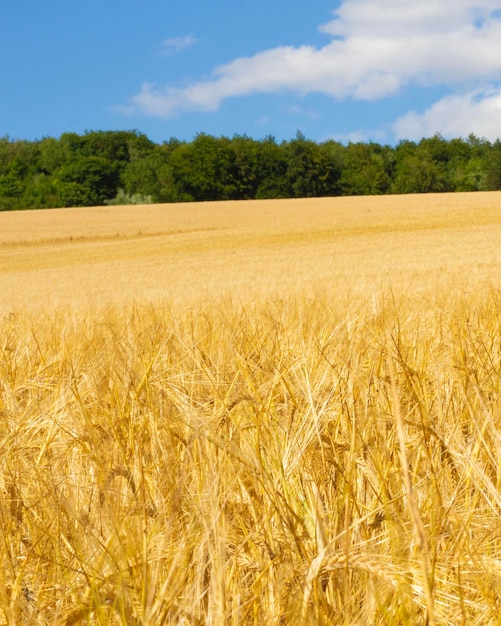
[1, 193, 501, 624]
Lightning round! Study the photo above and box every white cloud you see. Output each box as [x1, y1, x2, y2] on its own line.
[285, 104, 319, 119]
[125, 1, 501, 126]
[320, 0, 501, 37]
[393, 87, 501, 140]
[255, 115, 271, 127]
[160, 35, 197, 54]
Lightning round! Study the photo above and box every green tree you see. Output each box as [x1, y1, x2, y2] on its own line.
[0, 139, 43, 209]
[0, 136, 16, 171]
[23, 174, 60, 209]
[447, 136, 489, 191]
[55, 156, 119, 206]
[166, 134, 240, 201]
[393, 154, 449, 193]
[392, 136, 452, 194]
[254, 136, 289, 199]
[284, 132, 342, 198]
[340, 142, 393, 195]
[228, 135, 263, 199]
[121, 148, 182, 203]
[5, 130, 501, 210]
[59, 132, 86, 157]
[482, 139, 501, 190]
[79, 130, 154, 164]
[38, 137, 67, 174]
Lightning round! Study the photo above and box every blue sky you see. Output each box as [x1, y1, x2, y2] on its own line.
[2, 0, 501, 145]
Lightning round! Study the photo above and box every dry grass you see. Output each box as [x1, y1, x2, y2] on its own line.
[1, 193, 501, 623]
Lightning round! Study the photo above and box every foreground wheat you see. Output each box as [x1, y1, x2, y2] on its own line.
[1, 284, 501, 624]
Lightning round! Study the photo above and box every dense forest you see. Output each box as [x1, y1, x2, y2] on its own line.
[1, 130, 501, 210]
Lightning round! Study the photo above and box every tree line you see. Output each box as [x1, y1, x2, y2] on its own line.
[1, 130, 501, 210]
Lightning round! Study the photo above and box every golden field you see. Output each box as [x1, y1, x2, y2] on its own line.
[1, 192, 501, 624]
[1, 192, 501, 313]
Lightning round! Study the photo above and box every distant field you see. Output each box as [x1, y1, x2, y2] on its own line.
[2, 193, 501, 623]
[1, 192, 501, 312]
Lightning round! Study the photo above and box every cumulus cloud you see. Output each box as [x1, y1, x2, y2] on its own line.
[319, 0, 501, 37]
[125, 0, 501, 130]
[393, 87, 501, 140]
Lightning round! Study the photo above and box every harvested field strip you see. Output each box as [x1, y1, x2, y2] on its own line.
[1, 192, 501, 313]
